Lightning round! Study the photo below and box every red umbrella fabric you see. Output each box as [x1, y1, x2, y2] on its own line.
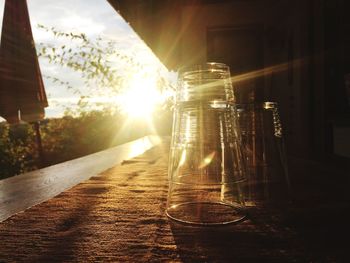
[0, 0, 48, 124]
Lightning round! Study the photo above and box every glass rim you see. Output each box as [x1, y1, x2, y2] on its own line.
[178, 62, 230, 76]
[235, 101, 278, 110]
[166, 201, 246, 226]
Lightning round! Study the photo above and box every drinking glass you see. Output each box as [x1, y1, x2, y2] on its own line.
[166, 63, 246, 225]
[236, 102, 291, 207]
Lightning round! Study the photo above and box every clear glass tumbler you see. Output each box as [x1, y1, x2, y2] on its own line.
[236, 102, 291, 207]
[166, 63, 246, 225]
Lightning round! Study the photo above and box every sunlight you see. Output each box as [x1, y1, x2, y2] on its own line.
[117, 76, 164, 119]
[127, 136, 161, 159]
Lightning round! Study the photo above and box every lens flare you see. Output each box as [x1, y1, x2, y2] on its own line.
[117, 77, 163, 119]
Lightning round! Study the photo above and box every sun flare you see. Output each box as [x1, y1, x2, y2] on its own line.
[117, 77, 163, 119]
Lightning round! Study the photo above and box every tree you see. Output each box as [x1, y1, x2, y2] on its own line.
[36, 24, 173, 114]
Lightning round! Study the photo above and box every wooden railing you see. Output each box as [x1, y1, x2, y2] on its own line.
[0, 135, 161, 222]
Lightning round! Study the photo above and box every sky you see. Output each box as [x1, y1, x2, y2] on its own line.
[0, 0, 173, 119]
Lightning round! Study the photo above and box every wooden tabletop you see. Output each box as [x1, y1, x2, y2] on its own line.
[0, 141, 348, 262]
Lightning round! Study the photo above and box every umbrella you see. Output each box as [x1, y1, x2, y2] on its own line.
[0, 0, 48, 166]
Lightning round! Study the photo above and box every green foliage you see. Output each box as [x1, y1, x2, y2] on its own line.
[37, 24, 147, 96]
[41, 111, 123, 164]
[37, 24, 116, 89]
[0, 123, 38, 179]
[0, 109, 172, 179]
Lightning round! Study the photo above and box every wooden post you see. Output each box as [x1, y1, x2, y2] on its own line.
[33, 121, 45, 168]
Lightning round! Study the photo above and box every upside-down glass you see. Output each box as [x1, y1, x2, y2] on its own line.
[236, 102, 291, 207]
[166, 63, 246, 225]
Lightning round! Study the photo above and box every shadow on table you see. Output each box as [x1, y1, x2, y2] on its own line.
[33, 185, 111, 262]
[169, 216, 302, 263]
[281, 199, 350, 262]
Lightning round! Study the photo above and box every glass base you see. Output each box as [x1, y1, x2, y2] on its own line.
[166, 201, 246, 226]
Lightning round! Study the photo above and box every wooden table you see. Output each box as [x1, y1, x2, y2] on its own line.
[0, 140, 349, 262]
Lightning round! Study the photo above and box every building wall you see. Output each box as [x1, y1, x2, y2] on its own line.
[179, 1, 315, 157]
[262, 0, 317, 157]
[180, 1, 268, 66]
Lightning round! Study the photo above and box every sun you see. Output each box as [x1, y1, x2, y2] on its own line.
[117, 76, 163, 119]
